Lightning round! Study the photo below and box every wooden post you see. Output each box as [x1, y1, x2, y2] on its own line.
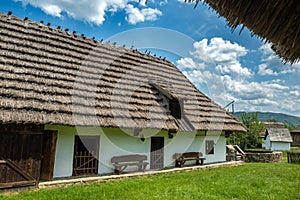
[40, 130, 58, 181]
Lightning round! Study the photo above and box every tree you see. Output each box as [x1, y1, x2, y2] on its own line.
[284, 124, 294, 132]
[227, 112, 265, 150]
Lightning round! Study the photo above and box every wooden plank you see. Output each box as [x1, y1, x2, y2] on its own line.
[5, 159, 35, 181]
[0, 124, 44, 133]
[0, 180, 36, 189]
[0, 133, 14, 159]
[0, 164, 7, 182]
[40, 130, 57, 181]
[0, 129, 44, 188]
[111, 155, 147, 163]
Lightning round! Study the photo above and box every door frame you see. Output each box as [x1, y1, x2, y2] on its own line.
[40, 130, 58, 181]
[72, 135, 100, 176]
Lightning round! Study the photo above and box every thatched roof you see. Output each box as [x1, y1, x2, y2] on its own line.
[264, 122, 292, 142]
[186, 0, 300, 63]
[0, 13, 247, 133]
[291, 127, 300, 134]
[264, 122, 285, 129]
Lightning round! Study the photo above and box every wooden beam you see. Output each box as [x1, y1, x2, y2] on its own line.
[40, 130, 58, 181]
[0, 124, 44, 133]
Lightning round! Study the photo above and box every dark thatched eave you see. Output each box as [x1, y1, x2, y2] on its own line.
[186, 0, 300, 64]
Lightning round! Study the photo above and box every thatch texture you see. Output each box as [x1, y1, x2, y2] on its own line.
[264, 122, 293, 142]
[0, 14, 246, 132]
[186, 0, 300, 63]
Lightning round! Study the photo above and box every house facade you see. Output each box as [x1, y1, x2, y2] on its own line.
[0, 13, 246, 186]
[48, 125, 229, 177]
[264, 122, 293, 151]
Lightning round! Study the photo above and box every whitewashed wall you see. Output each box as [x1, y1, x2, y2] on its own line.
[45, 125, 227, 178]
[265, 135, 271, 150]
[270, 142, 291, 151]
[265, 134, 291, 151]
[49, 126, 75, 178]
[164, 131, 226, 167]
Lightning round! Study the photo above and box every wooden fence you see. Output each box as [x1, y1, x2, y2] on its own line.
[73, 151, 98, 176]
[287, 152, 300, 164]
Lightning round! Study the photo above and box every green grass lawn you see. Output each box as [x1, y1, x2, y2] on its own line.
[1, 162, 299, 200]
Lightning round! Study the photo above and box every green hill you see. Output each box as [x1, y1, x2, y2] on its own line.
[235, 112, 300, 128]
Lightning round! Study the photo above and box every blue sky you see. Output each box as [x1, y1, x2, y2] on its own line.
[1, 0, 300, 117]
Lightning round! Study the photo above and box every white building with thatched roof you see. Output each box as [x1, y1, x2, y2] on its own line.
[264, 122, 293, 151]
[0, 13, 246, 187]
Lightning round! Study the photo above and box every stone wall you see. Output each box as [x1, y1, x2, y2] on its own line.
[244, 151, 282, 163]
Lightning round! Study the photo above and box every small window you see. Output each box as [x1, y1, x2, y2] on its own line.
[206, 140, 214, 155]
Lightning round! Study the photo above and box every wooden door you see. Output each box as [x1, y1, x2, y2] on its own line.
[150, 137, 164, 169]
[73, 136, 99, 176]
[12, 133, 44, 180]
[0, 132, 43, 184]
[40, 130, 57, 181]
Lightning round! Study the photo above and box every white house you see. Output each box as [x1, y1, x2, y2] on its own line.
[0, 13, 246, 186]
[264, 122, 293, 151]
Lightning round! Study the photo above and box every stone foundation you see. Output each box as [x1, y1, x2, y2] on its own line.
[244, 151, 282, 162]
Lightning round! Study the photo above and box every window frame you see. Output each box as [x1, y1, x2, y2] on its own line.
[205, 140, 215, 155]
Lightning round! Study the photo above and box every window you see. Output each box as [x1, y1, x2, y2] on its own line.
[206, 140, 214, 155]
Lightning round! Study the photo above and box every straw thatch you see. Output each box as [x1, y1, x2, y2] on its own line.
[264, 122, 293, 142]
[186, 0, 300, 63]
[0, 13, 247, 132]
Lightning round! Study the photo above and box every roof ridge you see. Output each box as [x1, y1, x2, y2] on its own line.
[0, 11, 171, 64]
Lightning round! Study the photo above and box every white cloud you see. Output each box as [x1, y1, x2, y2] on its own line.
[176, 57, 206, 69]
[191, 37, 252, 77]
[192, 38, 247, 62]
[182, 66, 300, 116]
[41, 5, 62, 17]
[258, 43, 300, 76]
[177, 37, 300, 117]
[219, 76, 300, 115]
[159, 0, 168, 6]
[15, 0, 162, 25]
[125, 4, 144, 24]
[142, 7, 162, 20]
[258, 64, 278, 76]
[289, 86, 300, 100]
[125, 4, 162, 25]
[216, 63, 252, 76]
[290, 90, 300, 97]
[222, 76, 288, 100]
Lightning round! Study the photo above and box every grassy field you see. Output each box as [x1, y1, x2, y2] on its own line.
[1, 162, 299, 200]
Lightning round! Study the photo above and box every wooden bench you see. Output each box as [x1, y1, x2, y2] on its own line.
[111, 154, 149, 175]
[174, 152, 206, 167]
